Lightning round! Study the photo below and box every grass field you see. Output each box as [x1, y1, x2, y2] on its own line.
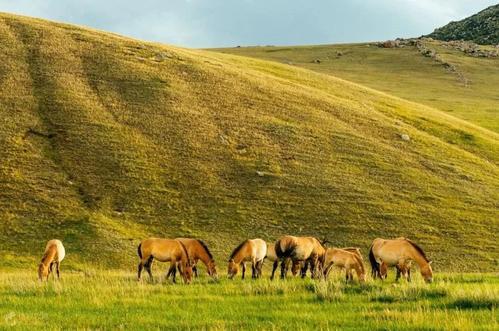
[212, 41, 499, 132]
[0, 12, 498, 272]
[0, 270, 497, 330]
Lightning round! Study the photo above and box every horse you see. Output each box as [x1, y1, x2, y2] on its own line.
[369, 237, 433, 283]
[228, 239, 267, 279]
[137, 238, 193, 284]
[267, 242, 302, 279]
[323, 248, 366, 282]
[175, 238, 217, 278]
[38, 239, 65, 281]
[272, 235, 326, 279]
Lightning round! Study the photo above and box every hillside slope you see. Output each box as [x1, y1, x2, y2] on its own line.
[212, 40, 499, 132]
[427, 4, 499, 45]
[0, 13, 498, 271]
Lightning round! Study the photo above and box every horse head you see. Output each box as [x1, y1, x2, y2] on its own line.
[227, 259, 238, 279]
[181, 260, 193, 284]
[421, 261, 433, 283]
[38, 263, 48, 281]
[207, 259, 218, 278]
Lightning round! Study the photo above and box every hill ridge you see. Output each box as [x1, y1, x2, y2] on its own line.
[426, 4, 499, 45]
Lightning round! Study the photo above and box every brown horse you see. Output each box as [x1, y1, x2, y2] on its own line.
[272, 235, 326, 279]
[267, 242, 301, 279]
[228, 239, 267, 279]
[369, 237, 433, 283]
[137, 238, 193, 284]
[323, 248, 366, 282]
[176, 238, 217, 278]
[38, 239, 65, 281]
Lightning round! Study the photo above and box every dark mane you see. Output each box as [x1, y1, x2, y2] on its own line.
[405, 238, 429, 262]
[230, 240, 248, 259]
[177, 240, 190, 261]
[196, 239, 213, 259]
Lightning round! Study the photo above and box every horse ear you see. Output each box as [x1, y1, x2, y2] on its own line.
[428, 261, 433, 265]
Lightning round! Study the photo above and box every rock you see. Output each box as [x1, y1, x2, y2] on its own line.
[313, 59, 321, 64]
[400, 134, 411, 141]
[154, 52, 172, 62]
[336, 51, 343, 57]
[379, 40, 400, 48]
[256, 171, 265, 177]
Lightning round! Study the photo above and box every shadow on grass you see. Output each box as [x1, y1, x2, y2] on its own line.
[447, 298, 498, 310]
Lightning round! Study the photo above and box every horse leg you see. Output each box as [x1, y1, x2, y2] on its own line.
[271, 260, 278, 280]
[192, 264, 198, 278]
[301, 261, 309, 278]
[310, 256, 319, 279]
[407, 267, 412, 282]
[137, 261, 144, 281]
[167, 262, 177, 283]
[395, 267, 401, 282]
[56, 262, 60, 280]
[166, 264, 175, 279]
[49, 262, 54, 279]
[241, 263, 246, 280]
[145, 257, 154, 281]
[280, 259, 286, 279]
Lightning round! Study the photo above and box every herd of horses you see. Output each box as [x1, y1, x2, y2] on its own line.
[39, 236, 433, 284]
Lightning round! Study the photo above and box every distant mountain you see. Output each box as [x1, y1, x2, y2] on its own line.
[426, 4, 499, 45]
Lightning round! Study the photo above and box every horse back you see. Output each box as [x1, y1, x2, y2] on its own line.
[249, 239, 267, 261]
[141, 238, 182, 262]
[45, 239, 65, 262]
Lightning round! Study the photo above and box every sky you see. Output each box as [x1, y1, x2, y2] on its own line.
[0, 0, 496, 48]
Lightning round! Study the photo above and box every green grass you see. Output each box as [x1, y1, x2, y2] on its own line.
[0, 270, 497, 330]
[211, 41, 499, 132]
[0, 13, 498, 271]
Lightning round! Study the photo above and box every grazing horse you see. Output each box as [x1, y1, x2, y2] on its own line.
[323, 248, 366, 282]
[176, 238, 217, 278]
[137, 238, 193, 284]
[267, 242, 301, 279]
[228, 239, 267, 279]
[272, 235, 326, 279]
[369, 237, 433, 283]
[38, 239, 65, 281]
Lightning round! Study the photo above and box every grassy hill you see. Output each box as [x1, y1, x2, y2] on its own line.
[0, 13, 498, 271]
[211, 40, 499, 133]
[427, 4, 499, 45]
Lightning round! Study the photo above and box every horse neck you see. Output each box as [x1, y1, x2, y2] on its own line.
[197, 246, 212, 265]
[408, 246, 429, 268]
[232, 245, 248, 264]
[41, 247, 56, 265]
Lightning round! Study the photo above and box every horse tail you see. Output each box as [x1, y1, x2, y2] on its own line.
[368, 244, 379, 278]
[137, 243, 143, 259]
[275, 238, 294, 259]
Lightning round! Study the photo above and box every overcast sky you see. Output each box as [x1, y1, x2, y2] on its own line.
[0, 1, 496, 48]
